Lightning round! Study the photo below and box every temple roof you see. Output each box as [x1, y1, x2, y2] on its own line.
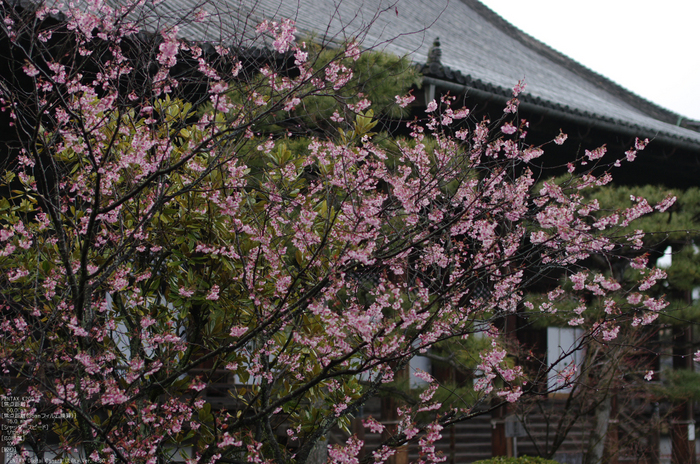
[28, 0, 700, 150]
[164, 0, 700, 150]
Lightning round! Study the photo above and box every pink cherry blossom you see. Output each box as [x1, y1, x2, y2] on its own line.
[395, 92, 416, 108]
[554, 130, 568, 145]
[501, 122, 517, 134]
[206, 285, 220, 300]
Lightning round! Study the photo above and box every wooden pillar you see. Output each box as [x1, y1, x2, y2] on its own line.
[490, 313, 517, 458]
[605, 395, 619, 464]
[353, 416, 366, 461]
[649, 403, 661, 464]
[671, 410, 695, 464]
[491, 402, 508, 457]
[381, 365, 409, 464]
[671, 402, 695, 464]
[671, 324, 696, 464]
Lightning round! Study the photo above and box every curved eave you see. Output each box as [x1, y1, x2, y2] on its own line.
[422, 74, 700, 153]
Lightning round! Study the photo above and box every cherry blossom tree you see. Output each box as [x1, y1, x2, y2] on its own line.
[494, 183, 700, 464]
[0, 1, 687, 463]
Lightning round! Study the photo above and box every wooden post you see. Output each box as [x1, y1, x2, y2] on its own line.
[649, 403, 661, 464]
[491, 402, 508, 457]
[605, 395, 619, 464]
[671, 323, 696, 464]
[381, 364, 409, 464]
[490, 312, 517, 458]
[353, 416, 366, 461]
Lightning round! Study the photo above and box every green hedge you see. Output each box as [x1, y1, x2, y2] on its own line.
[473, 457, 559, 464]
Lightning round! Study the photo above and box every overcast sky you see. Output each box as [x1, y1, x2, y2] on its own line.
[477, 0, 700, 121]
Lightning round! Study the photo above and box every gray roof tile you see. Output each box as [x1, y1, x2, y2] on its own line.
[39, 0, 700, 148]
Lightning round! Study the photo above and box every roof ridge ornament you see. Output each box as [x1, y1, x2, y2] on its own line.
[427, 37, 442, 66]
[425, 37, 444, 79]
